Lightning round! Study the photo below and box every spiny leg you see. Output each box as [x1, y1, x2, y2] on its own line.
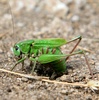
[42, 48, 44, 54]
[66, 36, 82, 60]
[30, 61, 33, 66]
[65, 36, 94, 79]
[11, 57, 26, 71]
[22, 61, 24, 70]
[65, 50, 94, 79]
[83, 52, 94, 79]
[31, 60, 37, 74]
[52, 48, 56, 54]
[29, 57, 37, 74]
[46, 47, 50, 54]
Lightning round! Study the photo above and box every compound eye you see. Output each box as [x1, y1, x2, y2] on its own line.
[15, 46, 19, 51]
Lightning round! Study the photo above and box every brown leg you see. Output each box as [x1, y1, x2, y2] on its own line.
[65, 36, 94, 79]
[83, 53, 94, 79]
[66, 36, 82, 60]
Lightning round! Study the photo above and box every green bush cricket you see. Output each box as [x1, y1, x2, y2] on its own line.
[7, 1, 94, 79]
[12, 36, 94, 79]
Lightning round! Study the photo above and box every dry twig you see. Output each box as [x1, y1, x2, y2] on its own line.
[0, 68, 99, 92]
[0, 68, 48, 80]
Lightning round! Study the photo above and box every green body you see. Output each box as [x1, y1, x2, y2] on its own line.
[12, 36, 87, 79]
[13, 39, 67, 73]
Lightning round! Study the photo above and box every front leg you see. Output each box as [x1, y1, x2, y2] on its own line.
[29, 57, 38, 74]
[11, 57, 26, 71]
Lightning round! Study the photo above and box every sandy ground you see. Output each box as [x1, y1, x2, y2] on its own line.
[0, 0, 99, 100]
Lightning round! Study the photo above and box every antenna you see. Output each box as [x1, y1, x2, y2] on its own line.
[8, 0, 14, 35]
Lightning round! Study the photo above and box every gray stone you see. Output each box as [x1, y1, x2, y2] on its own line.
[71, 15, 80, 22]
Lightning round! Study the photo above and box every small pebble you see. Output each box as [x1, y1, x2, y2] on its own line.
[86, 95, 92, 100]
[73, 76, 80, 82]
[27, 84, 34, 90]
[21, 77, 28, 82]
[60, 75, 72, 82]
[17, 78, 22, 82]
[53, 2, 69, 17]
[71, 15, 80, 22]
[61, 90, 67, 94]
[69, 88, 74, 93]
[61, 89, 69, 95]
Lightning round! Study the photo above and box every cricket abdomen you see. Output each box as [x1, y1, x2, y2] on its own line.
[50, 59, 66, 73]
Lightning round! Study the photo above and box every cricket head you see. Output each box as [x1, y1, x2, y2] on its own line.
[13, 40, 33, 57]
[13, 43, 21, 57]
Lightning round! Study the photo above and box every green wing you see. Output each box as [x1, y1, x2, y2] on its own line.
[33, 38, 67, 48]
[38, 54, 66, 64]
